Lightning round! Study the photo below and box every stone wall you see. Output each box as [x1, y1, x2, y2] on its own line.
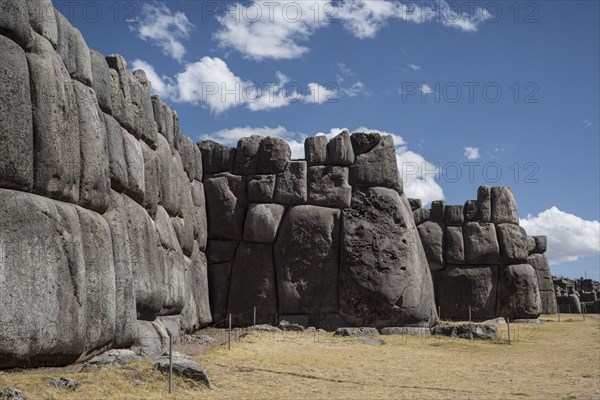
[1, 0, 210, 368]
[202, 132, 438, 328]
[412, 186, 557, 320]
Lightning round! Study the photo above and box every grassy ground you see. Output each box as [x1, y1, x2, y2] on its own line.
[1, 314, 598, 399]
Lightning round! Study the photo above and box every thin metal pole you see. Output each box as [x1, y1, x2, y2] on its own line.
[438, 306, 441, 319]
[568, 304, 571, 314]
[583, 304, 586, 321]
[253, 306, 256, 327]
[557, 307, 560, 322]
[168, 333, 173, 394]
[228, 313, 232, 351]
[469, 306, 472, 323]
[507, 318, 511, 344]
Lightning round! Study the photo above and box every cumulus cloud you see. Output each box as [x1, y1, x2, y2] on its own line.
[213, 0, 491, 60]
[406, 63, 421, 71]
[132, 3, 194, 62]
[464, 147, 480, 160]
[131, 59, 178, 99]
[419, 83, 435, 94]
[521, 207, 600, 265]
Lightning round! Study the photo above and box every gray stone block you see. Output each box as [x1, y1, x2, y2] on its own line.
[308, 166, 352, 209]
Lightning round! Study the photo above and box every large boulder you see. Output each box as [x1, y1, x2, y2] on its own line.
[227, 243, 278, 326]
[177, 135, 197, 181]
[102, 191, 137, 348]
[53, 10, 74, 74]
[73, 81, 110, 213]
[464, 200, 479, 222]
[104, 114, 128, 192]
[496, 223, 528, 263]
[207, 262, 232, 324]
[244, 203, 285, 244]
[430, 200, 445, 221]
[307, 166, 352, 209]
[477, 186, 492, 222]
[257, 137, 291, 174]
[89, 49, 112, 114]
[496, 264, 542, 319]
[349, 135, 402, 193]
[304, 136, 328, 165]
[436, 265, 498, 320]
[247, 174, 276, 203]
[274, 161, 307, 205]
[199, 140, 235, 174]
[76, 207, 116, 359]
[233, 135, 262, 175]
[340, 187, 437, 327]
[155, 134, 179, 216]
[172, 159, 195, 256]
[25, 0, 57, 48]
[0, 35, 33, 191]
[204, 173, 247, 241]
[191, 181, 208, 250]
[328, 131, 355, 166]
[106, 55, 135, 132]
[28, 32, 80, 204]
[181, 243, 212, 331]
[274, 206, 341, 314]
[532, 235, 547, 254]
[464, 222, 500, 264]
[68, 27, 93, 86]
[0, 0, 33, 50]
[417, 221, 445, 271]
[491, 186, 519, 224]
[445, 226, 465, 265]
[413, 208, 430, 226]
[151, 96, 175, 151]
[0, 190, 85, 368]
[140, 141, 159, 218]
[122, 133, 145, 205]
[350, 132, 381, 155]
[444, 205, 464, 226]
[132, 70, 157, 147]
[528, 253, 557, 314]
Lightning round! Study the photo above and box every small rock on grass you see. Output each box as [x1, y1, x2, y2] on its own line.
[0, 388, 26, 400]
[154, 352, 212, 389]
[334, 327, 379, 337]
[47, 377, 80, 390]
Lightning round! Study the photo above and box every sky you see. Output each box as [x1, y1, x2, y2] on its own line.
[55, 0, 600, 279]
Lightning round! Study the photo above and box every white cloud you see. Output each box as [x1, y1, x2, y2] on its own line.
[420, 83, 434, 94]
[131, 59, 177, 99]
[132, 3, 194, 63]
[213, 0, 491, 60]
[464, 146, 480, 160]
[406, 63, 421, 71]
[583, 120, 593, 127]
[305, 83, 337, 104]
[521, 207, 600, 265]
[213, 1, 329, 61]
[341, 81, 367, 97]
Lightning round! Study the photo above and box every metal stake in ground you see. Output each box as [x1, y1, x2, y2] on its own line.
[583, 303, 586, 321]
[507, 318, 511, 344]
[228, 313, 232, 351]
[469, 306, 472, 323]
[253, 306, 256, 327]
[168, 332, 173, 394]
[557, 308, 561, 322]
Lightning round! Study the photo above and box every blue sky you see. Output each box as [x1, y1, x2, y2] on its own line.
[56, 0, 600, 279]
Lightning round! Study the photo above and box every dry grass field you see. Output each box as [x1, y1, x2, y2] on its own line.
[1, 315, 598, 400]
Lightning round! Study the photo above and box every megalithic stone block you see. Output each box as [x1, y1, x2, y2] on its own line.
[247, 174, 276, 203]
[417, 221, 445, 271]
[349, 135, 403, 193]
[244, 203, 285, 244]
[199, 140, 236, 174]
[305, 135, 328, 165]
[90, 49, 113, 114]
[328, 130, 355, 166]
[528, 253, 557, 314]
[496, 223, 528, 263]
[491, 186, 519, 224]
[204, 173, 247, 241]
[233, 135, 262, 175]
[0, 0, 34, 50]
[257, 137, 291, 174]
[445, 226, 465, 265]
[477, 186, 492, 222]
[0, 35, 33, 191]
[464, 222, 500, 264]
[350, 132, 381, 155]
[444, 205, 464, 226]
[25, 0, 57, 48]
[140, 141, 159, 219]
[308, 166, 352, 209]
[274, 161, 308, 205]
[464, 200, 479, 221]
[496, 264, 542, 319]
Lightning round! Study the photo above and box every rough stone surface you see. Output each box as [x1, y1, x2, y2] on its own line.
[0, 190, 85, 368]
[0, 387, 25, 400]
[464, 222, 500, 264]
[257, 137, 291, 174]
[104, 114, 128, 192]
[464, 200, 479, 222]
[334, 327, 379, 337]
[154, 353, 212, 389]
[477, 186, 492, 222]
[208, 262, 232, 323]
[350, 132, 381, 155]
[0, 35, 33, 191]
[430, 200, 445, 221]
[28, 32, 80, 203]
[305, 136, 328, 165]
[528, 253, 557, 314]
[491, 186, 519, 224]
[408, 198, 422, 211]
[274, 206, 341, 314]
[244, 203, 285, 244]
[308, 166, 352, 209]
[204, 173, 247, 241]
[132, 70, 157, 147]
[73, 80, 110, 213]
[191, 181, 208, 250]
[131, 320, 165, 356]
[444, 205, 464, 226]
[106, 55, 134, 132]
[417, 221, 445, 271]
[496, 264, 542, 319]
[0, 0, 33, 50]
[532, 236, 547, 254]
[556, 295, 582, 314]
[227, 243, 278, 326]
[233, 135, 262, 175]
[350, 135, 402, 193]
[432, 324, 497, 340]
[178, 135, 197, 181]
[140, 141, 159, 218]
[123, 133, 145, 205]
[247, 174, 276, 203]
[413, 208, 430, 226]
[436, 265, 498, 320]
[445, 226, 465, 265]
[26, 0, 57, 48]
[199, 141, 236, 174]
[380, 327, 431, 336]
[69, 27, 93, 86]
[181, 243, 212, 331]
[340, 188, 437, 328]
[206, 241, 239, 264]
[151, 96, 175, 150]
[274, 161, 307, 205]
[496, 223, 528, 263]
[328, 131, 355, 166]
[89, 49, 112, 114]
[155, 134, 179, 216]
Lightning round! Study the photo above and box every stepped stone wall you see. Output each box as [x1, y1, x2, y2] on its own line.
[1, 0, 552, 369]
[412, 186, 557, 320]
